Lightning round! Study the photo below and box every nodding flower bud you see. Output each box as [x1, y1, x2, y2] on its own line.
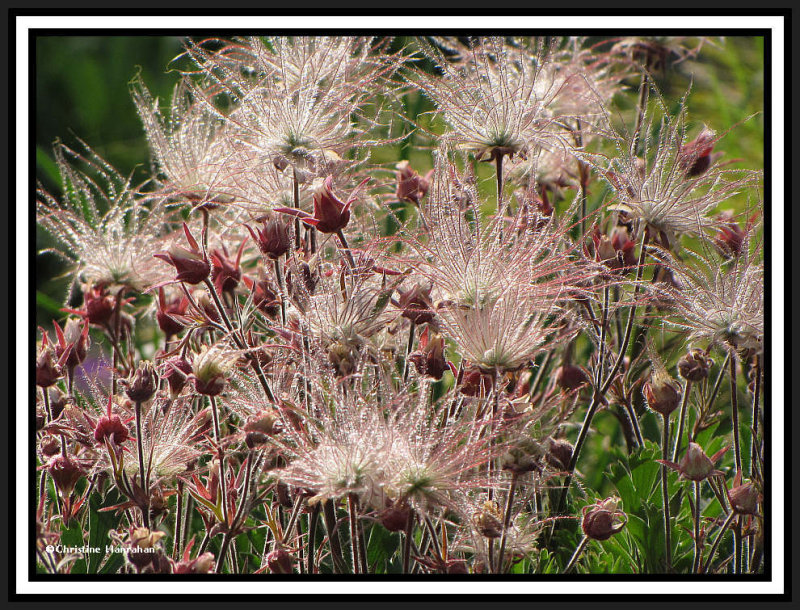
[156, 288, 189, 339]
[553, 364, 590, 392]
[94, 398, 130, 445]
[379, 499, 412, 533]
[546, 437, 574, 471]
[265, 548, 294, 574]
[242, 276, 281, 319]
[677, 348, 713, 382]
[47, 454, 84, 497]
[581, 497, 627, 541]
[36, 332, 62, 388]
[409, 329, 447, 380]
[162, 356, 193, 398]
[398, 283, 435, 325]
[660, 442, 728, 482]
[713, 210, 746, 258]
[679, 127, 717, 177]
[54, 318, 90, 371]
[191, 346, 235, 396]
[727, 476, 760, 515]
[473, 500, 503, 539]
[643, 373, 681, 416]
[244, 409, 281, 448]
[82, 284, 117, 326]
[275, 176, 369, 235]
[154, 223, 210, 285]
[210, 241, 245, 294]
[125, 361, 158, 403]
[39, 435, 62, 459]
[247, 219, 291, 260]
[459, 364, 494, 397]
[395, 160, 432, 205]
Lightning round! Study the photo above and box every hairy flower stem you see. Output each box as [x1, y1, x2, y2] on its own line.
[402, 510, 415, 573]
[495, 472, 518, 574]
[307, 503, 321, 574]
[729, 354, 742, 473]
[495, 153, 505, 220]
[661, 413, 673, 572]
[173, 481, 184, 559]
[202, 278, 275, 402]
[564, 535, 589, 573]
[335, 229, 357, 271]
[292, 168, 301, 250]
[734, 516, 743, 574]
[134, 400, 150, 528]
[632, 71, 650, 155]
[208, 395, 229, 528]
[557, 231, 649, 513]
[403, 321, 416, 382]
[348, 494, 361, 574]
[671, 380, 693, 462]
[750, 355, 761, 477]
[692, 480, 702, 573]
[322, 499, 347, 574]
[701, 510, 737, 574]
[274, 258, 287, 326]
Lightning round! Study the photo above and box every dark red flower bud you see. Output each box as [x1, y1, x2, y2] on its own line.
[211, 240, 246, 294]
[275, 176, 369, 234]
[677, 348, 713, 382]
[39, 435, 61, 459]
[36, 332, 62, 388]
[553, 364, 590, 392]
[53, 318, 90, 371]
[398, 283, 435, 325]
[265, 549, 294, 574]
[662, 442, 728, 482]
[242, 276, 281, 319]
[727, 477, 759, 515]
[379, 500, 412, 533]
[154, 223, 210, 285]
[679, 127, 716, 177]
[581, 497, 627, 541]
[247, 219, 291, 260]
[643, 373, 682, 416]
[460, 365, 494, 397]
[395, 161, 432, 205]
[94, 409, 129, 445]
[47, 454, 83, 497]
[546, 437, 574, 471]
[156, 288, 189, 339]
[83, 284, 116, 326]
[125, 361, 158, 403]
[162, 356, 193, 398]
[409, 329, 447, 380]
[713, 210, 746, 258]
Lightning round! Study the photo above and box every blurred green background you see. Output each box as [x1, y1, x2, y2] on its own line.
[35, 35, 764, 327]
